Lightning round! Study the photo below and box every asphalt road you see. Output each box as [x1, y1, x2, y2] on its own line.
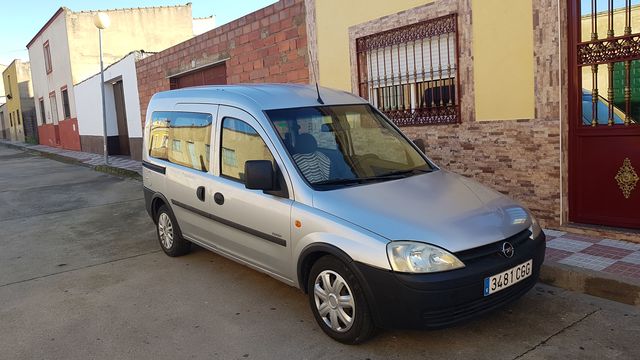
[1, 145, 639, 360]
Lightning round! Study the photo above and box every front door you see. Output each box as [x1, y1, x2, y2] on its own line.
[113, 80, 130, 156]
[568, 1, 640, 229]
[205, 105, 293, 279]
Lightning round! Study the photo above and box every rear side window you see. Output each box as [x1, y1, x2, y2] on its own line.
[220, 117, 274, 182]
[148, 111, 213, 172]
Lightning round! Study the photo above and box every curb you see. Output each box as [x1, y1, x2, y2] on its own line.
[0, 141, 142, 181]
[539, 262, 640, 306]
[94, 164, 142, 180]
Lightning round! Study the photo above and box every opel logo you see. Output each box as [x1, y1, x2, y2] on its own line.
[502, 242, 515, 258]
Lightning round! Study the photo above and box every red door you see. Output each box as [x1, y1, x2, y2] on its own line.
[568, 1, 640, 229]
[170, 64, 227, 89]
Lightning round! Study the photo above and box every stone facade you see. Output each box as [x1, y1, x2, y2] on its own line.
[135, 0, 309, 128]
[345, 0, 564, 227]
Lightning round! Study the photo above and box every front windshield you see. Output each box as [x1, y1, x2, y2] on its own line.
[266, 104, 433, 188]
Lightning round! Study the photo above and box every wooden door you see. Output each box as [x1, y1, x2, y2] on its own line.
[568, 0, 640, 229]
[170, 64, 227, 89]
[113, 80, 130, 156]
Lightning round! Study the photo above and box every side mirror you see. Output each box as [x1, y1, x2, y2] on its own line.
[413, 139, 426, 153]
[244, 160, 275, 191]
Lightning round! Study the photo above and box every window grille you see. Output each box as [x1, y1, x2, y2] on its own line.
[356, 14, 459, 126]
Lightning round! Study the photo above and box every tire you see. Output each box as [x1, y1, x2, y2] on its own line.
[307, 255, 376, 344]
[155, 204, 191, 257]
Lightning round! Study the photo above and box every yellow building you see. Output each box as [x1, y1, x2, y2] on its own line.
[2, 60, 36, 143]
[308, 0, 534, 121]
[305, 0, 640, 235]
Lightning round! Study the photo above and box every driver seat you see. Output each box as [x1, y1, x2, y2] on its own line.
[292, 133, 331, 183]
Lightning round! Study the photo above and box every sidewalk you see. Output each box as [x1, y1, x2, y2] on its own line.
[1, 137, 638, 306]
[0, 139, 141, 177]
[540, 229, 640, 306]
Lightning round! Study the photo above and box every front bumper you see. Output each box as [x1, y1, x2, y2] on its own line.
[354, 232, 546, 329]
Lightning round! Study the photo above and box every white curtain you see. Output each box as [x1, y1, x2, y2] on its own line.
[365, 33, 456, 88]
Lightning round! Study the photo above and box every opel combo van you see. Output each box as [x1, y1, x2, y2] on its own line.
[142, 84, 546, 344]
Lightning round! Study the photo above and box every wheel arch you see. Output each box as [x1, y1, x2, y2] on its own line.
[297, 242, 354, 293]
[297, 242, 384, 328]
[144, 188, 172, 223]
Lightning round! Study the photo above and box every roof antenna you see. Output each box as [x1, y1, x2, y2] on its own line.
[315, 82, 324, 104]
[308, 47, 324, 104]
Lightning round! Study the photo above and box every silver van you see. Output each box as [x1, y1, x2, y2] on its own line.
[142, 84, 545, 344]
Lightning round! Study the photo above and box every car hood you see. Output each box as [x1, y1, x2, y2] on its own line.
[311, 170, 532, 253]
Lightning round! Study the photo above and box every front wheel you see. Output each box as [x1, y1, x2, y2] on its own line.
[307, 256, 376, 344]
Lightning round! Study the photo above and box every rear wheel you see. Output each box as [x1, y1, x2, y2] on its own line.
[156, 204, 191, 257]
[307, 256, 376, 344]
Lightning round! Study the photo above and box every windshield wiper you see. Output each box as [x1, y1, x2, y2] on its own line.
[313, 175, 404, 186]
[380, 167, 433, 178]
[313, 168, 433, 187]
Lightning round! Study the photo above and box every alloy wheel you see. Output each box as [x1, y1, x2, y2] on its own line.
[158, 212, 174, 249]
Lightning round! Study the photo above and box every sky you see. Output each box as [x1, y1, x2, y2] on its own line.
[0, 0, 277, 65]
[581, 0, 640, 14]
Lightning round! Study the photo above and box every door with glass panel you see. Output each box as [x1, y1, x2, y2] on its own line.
[569, 0, 640, 228]
[207, 105, 293, 278]
[147, 106, 218, 242]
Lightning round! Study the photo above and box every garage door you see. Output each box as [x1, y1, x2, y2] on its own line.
[170, 63, 227, 89]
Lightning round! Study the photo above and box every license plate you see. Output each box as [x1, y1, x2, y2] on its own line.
[483, 259, 533, 296]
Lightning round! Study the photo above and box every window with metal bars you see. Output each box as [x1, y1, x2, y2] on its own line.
[578, 0, 640, 126]
[356, 14, 459, 126]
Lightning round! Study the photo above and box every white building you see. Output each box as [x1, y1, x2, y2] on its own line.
[193, 15, 216, 35]
[26, 5, 195, 151]
[75, 51, 152, 160]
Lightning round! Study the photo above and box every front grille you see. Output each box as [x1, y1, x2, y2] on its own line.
[421, 274, 536, 327]
[455, 229, 531, 263]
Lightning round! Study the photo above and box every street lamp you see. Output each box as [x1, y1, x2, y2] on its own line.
[94, 12, 110, 165]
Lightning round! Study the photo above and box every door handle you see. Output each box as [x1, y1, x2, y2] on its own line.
[196, 186, 205, 201]
[214, 192, 224, 205]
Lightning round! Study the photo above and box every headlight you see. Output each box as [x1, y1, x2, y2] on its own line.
[528, 215, 542, 240]
[386, 241, 465, 273]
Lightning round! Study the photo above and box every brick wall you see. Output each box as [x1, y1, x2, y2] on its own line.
[345, 0, 563, 227]
[136, 0, 309, 128]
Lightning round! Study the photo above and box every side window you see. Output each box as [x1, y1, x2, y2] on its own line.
[61, 88, 71, 119]
[43, 41, 52, 73]
[220, 117, 274, 182]
[49, 93, 59, 123]
[39, 98, 46, 124]
[148, 111, 213, 172]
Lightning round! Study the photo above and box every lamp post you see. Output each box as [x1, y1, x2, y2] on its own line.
[94, 12, 110, 165]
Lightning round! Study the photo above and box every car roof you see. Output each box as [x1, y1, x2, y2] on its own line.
[150, 83, 368, 111]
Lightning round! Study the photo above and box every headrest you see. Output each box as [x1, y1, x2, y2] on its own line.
[295, 133, 318, 154]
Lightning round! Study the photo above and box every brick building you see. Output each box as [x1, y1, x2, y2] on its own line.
[135, 0, 309, 130]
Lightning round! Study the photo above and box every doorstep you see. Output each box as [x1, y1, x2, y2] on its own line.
[540, 228, 640, 306]
[555, 223, 640, 244]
